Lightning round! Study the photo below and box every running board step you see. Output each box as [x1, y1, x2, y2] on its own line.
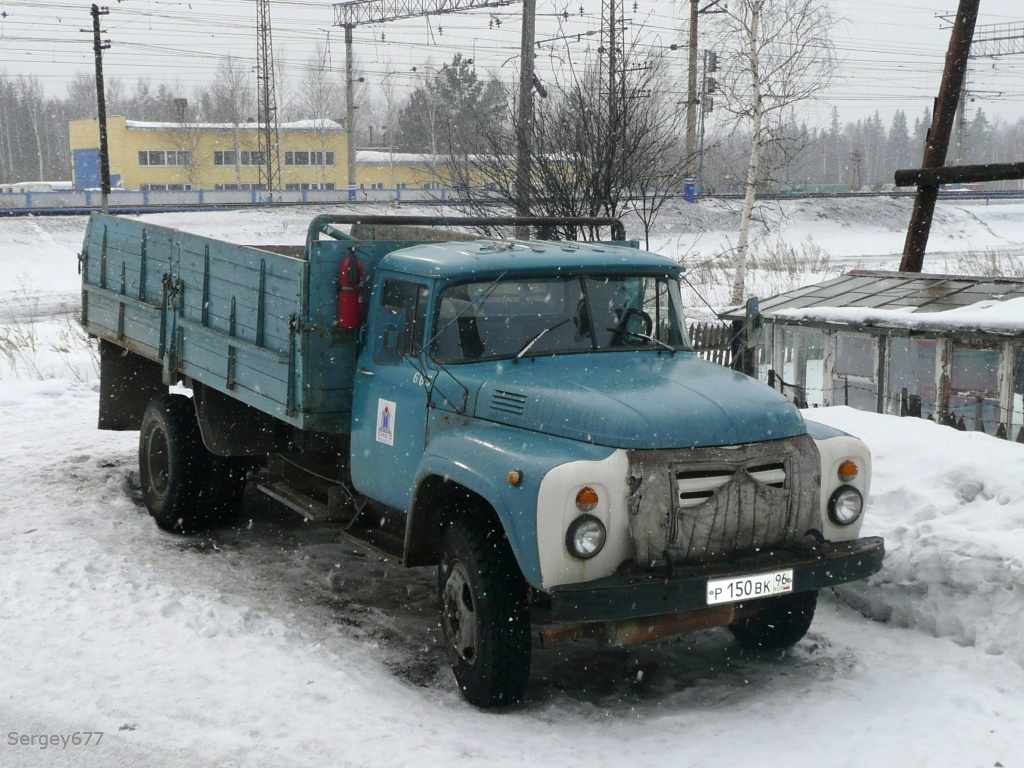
[256, 481, 330, 521]
[340, 524, 406, 565]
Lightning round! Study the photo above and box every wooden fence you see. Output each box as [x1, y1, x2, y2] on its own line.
[690, 322, 734, 368]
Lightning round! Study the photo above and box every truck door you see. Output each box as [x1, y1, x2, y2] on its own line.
[350, 276, 431, 511]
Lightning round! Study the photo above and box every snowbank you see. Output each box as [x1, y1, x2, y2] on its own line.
[807, 407, 1024, 666]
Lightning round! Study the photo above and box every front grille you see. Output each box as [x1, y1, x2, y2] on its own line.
[627, 436, 821, 568]
[675, 463, 786, 507]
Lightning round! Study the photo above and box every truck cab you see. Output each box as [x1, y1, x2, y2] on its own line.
[81, 214, 883, 707]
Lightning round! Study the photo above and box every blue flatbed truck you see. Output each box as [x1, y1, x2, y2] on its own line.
[81, 213, 884, 706]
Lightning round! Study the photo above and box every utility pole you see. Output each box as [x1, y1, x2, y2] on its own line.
[850, 150, 863, 190]
[89, 4, 111, 214]
[686, 0, 698, 168]
[900, 0, 979, 272]
[255, 0, 282, 196]
[514, 0, 537, 238]
[344, 24, 357, 194]
[955, 66, 970, 165]
[333, 0, 521, 200]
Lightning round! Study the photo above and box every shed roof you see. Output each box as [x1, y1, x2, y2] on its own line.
[724, 270, 1024, 336]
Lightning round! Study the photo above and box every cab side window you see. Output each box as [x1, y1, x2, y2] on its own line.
[381, 279, 429, 356]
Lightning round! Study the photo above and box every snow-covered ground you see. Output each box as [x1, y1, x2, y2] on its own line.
[3, 199, 1024, 766]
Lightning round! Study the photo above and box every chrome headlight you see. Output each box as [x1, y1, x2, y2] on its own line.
[828, 486, 864, 526]
[566, 514, 606, 560]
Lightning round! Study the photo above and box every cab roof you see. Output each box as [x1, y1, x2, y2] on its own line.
[375, 239, 684, 280]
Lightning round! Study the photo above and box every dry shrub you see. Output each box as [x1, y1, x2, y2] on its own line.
[944, 248, 1024, 279]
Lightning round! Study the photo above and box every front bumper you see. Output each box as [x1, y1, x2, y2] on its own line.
[549, 536, 884, 623]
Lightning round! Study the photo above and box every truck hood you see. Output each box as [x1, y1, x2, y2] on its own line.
[456, 352, 805, 450]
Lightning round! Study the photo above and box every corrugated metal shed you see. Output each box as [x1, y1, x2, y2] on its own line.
[720, 271, 1024, 439]
[724, 270, 1024, 336]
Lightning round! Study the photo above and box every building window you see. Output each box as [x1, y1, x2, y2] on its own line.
[372, 182, 384, 190]
[140, 184, 168, 191]
[213, 150, 237, 166]
[284, 150, 334, 166]
[396, 183, 407, 190]
[324, 183, 335, 190]
[240, 150, 264, 166]
[138, 150, 192, 167]
[285, 183, 301, 190]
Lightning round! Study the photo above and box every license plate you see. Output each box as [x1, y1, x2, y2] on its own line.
[706, 569, 794, 605]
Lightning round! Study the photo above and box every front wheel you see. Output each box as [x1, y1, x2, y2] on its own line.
[729, 590, 818, 650]
[438, 517, 531, 707]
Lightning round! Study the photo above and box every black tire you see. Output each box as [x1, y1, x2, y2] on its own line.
[729, 590, 818, 651]
[138, 393, 238, 533]
[438, 516, 531, 707]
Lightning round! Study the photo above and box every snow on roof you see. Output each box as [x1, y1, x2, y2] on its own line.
[773, 296, 1024, 334]
[124, 119, 344, 131]
[356, 150, 442, 165]
[726, 270, 1024, 335]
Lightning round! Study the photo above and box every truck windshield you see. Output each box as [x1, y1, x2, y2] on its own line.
[431, 275, 691, 364]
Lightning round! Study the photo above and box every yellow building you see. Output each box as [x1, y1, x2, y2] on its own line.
[354, 151, 448, 190]
[69, 115, 349, 191]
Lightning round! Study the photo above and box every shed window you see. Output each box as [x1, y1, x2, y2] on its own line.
[949, 340, 1002, 434]
[781, 328, 825, 407]
[950, 342, 1000, 393]
[836, 334, 875, 377]
[1013, 347, 1024, 439]
[887, 337, 937, 416]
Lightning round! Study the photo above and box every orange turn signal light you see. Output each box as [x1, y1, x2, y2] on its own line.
[838, 460, 859, 482]
[575, 487, 599, 511]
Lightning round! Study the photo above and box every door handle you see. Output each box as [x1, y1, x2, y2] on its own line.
[358, 368, 375, 376]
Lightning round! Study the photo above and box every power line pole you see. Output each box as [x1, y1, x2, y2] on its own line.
[344, 23, 357, 194]
[255, 0, 282, 196]
[900, 0, 979, 272]
[334, 0, 521, 202]
[514, 0, 536, 238]
[89, 4, 111, 214]
[686, 0, 698, 169]
[955, 65, 970, 165]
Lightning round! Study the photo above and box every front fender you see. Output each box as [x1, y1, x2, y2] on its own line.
[413, 416, 614, 587]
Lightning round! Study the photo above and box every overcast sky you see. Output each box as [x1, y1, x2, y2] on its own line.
[1, 0, 1022, 127]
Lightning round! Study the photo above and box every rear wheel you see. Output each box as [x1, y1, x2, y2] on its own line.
[438, 516, 531, 707]
[138, 394, 240, 533]
[729, 590, 818, 650]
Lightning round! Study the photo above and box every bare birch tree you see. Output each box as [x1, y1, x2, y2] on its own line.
[299, 44, 342, 187]
[447, 47, 692, 243]
[712, 0, 835, 304]
[210, 56, 256, 185]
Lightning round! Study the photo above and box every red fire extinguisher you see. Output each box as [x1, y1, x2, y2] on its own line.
[337, 247, 364, 329]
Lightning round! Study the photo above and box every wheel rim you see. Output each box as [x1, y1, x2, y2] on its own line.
[144, 424, 171, 499]
[442, 559, 479, 667]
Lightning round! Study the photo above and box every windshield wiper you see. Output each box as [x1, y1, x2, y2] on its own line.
[514, 318, 571, 361]
[607, 328, 676, 354]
